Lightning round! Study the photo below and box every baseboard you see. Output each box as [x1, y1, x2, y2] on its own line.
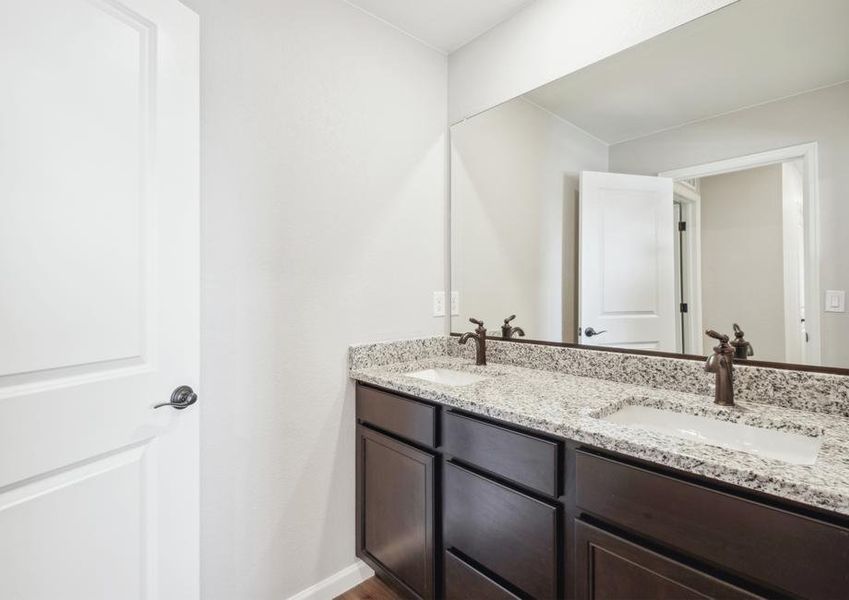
[287, 560, 375, 600]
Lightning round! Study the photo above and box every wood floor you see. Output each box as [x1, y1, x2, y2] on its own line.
[334, 576, 399, 600]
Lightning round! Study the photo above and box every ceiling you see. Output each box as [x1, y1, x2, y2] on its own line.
[344, 0, 535, 54]
[524, 0, 849, 144]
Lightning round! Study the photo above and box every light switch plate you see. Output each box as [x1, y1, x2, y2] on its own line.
[433, 291, 446, 317]
[825, 290, 845, 313]
[450, 291, 459, 316]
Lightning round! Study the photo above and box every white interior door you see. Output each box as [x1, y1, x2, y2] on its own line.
[579, 171, 675, 351]
[0, 1, 199, 598]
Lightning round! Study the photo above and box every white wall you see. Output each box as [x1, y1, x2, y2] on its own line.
[451, 99, 608, 341]
[178, 0, 447, 597]
[447, 0, 736, 124]
[609, 82, 849, 367]
[699, 165, 786, 360]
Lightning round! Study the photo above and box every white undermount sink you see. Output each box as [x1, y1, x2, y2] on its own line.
[602, 405, 822, 465]
[406, 368, 489, 387]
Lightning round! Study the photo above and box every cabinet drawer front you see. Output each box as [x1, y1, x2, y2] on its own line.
[576, 451, 849, 599]
[442, 410, 560, 496]
[575, 520, 762, 600]
[358, 427, 435, 599]
[356, 384, 436, 447]
[444, 462, 559, 599]
[444, 550, 520, 600]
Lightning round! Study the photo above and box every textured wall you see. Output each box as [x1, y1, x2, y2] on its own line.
[179, 0, 447, 596]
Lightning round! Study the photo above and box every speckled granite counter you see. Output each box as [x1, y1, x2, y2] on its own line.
[349, 337, 849, 517]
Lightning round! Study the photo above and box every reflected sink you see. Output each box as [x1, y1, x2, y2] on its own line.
[602, 405, 822, 465]
[406, 368, 489, 387]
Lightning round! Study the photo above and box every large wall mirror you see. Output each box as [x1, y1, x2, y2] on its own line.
[450, 0, 849, 370]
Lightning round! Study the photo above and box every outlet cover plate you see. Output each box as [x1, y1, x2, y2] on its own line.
[825, 290, 845, 313]
[433, 291, 446, 317]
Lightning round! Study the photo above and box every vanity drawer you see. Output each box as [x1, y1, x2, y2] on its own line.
[575, 451, 849, 599]
[444, 462, 559, 599]
[442, 410, 560, 496]
[356, 384, 437, 448]
[575, 520, 762, 600]
[444, 550, 520, 600]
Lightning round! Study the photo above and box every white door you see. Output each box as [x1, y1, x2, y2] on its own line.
[0, 0, 199, 598]
[579, 171, 675, 351]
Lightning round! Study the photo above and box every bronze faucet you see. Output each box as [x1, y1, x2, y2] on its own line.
[501, 315, 526, 339]
[731, 323, 754, 359]
[459, 318, 487, 366]
[705, 330, 734, 406]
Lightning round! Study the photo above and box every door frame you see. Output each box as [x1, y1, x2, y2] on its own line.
[659, 142, 821, 364]
[672, 181, 703, 355]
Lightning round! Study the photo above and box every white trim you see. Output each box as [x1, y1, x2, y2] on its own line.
[286, 560, 374, 600]
[446, 126, 454, 336]
[781, 160, 807, 363]
[673, 182, 703, 355]
[660, 143, 822, 364]
[659, 143, 817, 180]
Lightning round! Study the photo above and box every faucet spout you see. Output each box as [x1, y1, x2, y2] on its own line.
[459, 318, 487, 365]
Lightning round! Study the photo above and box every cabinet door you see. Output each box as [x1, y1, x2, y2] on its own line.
[357, 426, 435, 599]
[575, 521, 762, 600]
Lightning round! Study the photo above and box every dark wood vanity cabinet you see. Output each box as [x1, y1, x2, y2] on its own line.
[356, 417, 436, 599]
[355, 383, 849, 600]
[356, 383, 563, 599]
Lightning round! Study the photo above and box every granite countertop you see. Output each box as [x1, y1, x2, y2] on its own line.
[350, 354, 849, 517]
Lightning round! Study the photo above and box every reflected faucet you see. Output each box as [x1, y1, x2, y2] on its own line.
[501, 315, 526, 339]
[459, 318, 487, 366]
[731, 323, 754, 359]
[705, 330, 735, 406]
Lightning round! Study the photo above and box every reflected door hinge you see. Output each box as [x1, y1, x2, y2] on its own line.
[680, 303, 689, 313]
[678, 221, 687, 232]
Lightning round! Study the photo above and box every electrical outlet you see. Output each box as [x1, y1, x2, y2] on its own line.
[433, 291, 446, 317]
[450, 291, 459, 316]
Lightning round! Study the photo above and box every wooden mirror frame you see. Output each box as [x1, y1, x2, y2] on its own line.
[448, 333, 849, 376]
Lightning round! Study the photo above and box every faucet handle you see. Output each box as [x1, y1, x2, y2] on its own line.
[732, 323, 754, 357]
[503, 314, 516, 325]
[705, 329, 729, 344]
[469, 317, 484, 327]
